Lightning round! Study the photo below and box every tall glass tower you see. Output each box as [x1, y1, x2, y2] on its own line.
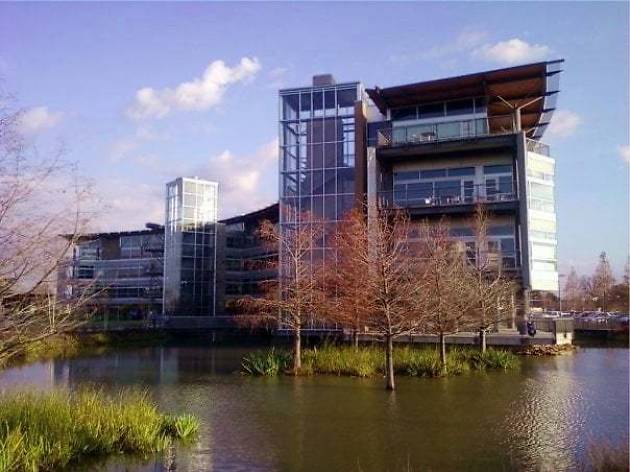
[163, 177, 219, 316]
[279, 76, 363, 267]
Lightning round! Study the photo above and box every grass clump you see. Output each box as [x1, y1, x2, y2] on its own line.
[0, 388, 199, 471]
[241, 347, 291, 376]
[241, 344, 518, 379]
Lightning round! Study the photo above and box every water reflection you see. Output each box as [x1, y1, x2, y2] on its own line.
[0, 346, 627, 472]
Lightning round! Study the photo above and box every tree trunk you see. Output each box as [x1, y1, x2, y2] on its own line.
[479, 328, 487, 353]
[352, 330, 359, 350]
[385, 334, 395, 391]
[439, 332, 447, 374]
[292, 329, 301, 374]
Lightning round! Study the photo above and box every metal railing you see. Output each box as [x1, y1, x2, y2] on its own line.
[526, 138, 550, 156]
[376, 117, 515, 148]
[379, 183, 517, 209]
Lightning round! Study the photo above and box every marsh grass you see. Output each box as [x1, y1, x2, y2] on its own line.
[241, 347, 292, 376]
[241, 344, 519, 378]
[0, 388, 199, 471]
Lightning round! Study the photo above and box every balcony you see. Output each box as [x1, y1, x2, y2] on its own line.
[379, 182, 518, 210]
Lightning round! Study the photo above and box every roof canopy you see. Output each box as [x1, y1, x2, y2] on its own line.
[366, 60, 563, 139]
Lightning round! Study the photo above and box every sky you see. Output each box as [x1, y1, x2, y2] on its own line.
[1, 1, 628, 277]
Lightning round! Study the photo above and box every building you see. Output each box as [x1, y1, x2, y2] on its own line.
[163, 177, 220, 317]
[59, 225, 164, 320]
[279, 61, 563, 321]
[220, 203, 279, 314]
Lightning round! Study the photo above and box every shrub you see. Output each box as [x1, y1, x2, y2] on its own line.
[241, 348, 291, 376]
[303, 345, 381, 377]
[0, 388, 199, 471]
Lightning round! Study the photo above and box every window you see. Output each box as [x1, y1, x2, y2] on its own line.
[407, 182, 433, 200]
[447, 167, 475, 177]
[449, 227, 474, 237]
[418, 103, 444, 119]
[437, 122, 460, 139]
[446, 99, 474, 116]
[391, 107, 417, 121]
[474, 97, 487, 113]
[394, 171, 420, 181]
[484, 165, 512, 175]
[435, 180, 460, 198]
[488, 225, 513, 236]
[420, 169, 447, 179]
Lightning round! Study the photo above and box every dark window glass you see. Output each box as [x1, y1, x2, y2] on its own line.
[337, 88, 356, 110]
[324, 90, 335, 110]
[488, 225, 513, 236]
[447, 167, 475, 177]
[446, 99, 474, 116]
[394, 171, 420, 181]
[313, 91, 323, 112]
[407, 182, 433, 200]
[475, 97, 487, 113]
[282, 94, 299, 120]
[391, 107, 417, 121]
[418, 103, 445, 119]
[484, 165, 512, 174]
[420, 169, 447, 179]
[435, 180, 461, 198]
[498, 176, 513, 193]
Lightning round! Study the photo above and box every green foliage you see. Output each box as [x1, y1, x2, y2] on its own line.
[302, 345, 382, 377]
[0, 388, 199, 471]
[241, 348, 291, 376]
[241, 345, 518, 379]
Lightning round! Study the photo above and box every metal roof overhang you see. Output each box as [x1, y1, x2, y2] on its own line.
[366, 60, 563, 139]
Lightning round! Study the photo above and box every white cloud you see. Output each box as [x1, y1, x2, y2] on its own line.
[619, 145, 630, 164]
[96, 179, 164, 231]
[546, 110, 581, 138]
[17, 106, 62, 135]
[473, 38, 551, 65]
[127, 57, 261, 120]
[195, 139, 278, 217]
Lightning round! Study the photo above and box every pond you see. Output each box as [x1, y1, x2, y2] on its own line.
[0, 344, 627, 472]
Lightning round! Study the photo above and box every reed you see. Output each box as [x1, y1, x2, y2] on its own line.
[0, 388, 199, 471]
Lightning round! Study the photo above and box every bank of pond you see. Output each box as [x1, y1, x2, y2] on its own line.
[241, 345, 520, 377]
[0, 388, 199, 472]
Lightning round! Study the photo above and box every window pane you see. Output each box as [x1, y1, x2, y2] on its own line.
[420, 169, 447, 179]
[418, 103, 444, 119]
[391, 107, 417, 121]
[282, 94, 299, 120]
[446, 99, 474, 116]
[447, 167, 475, 177]
[483, 165, 512, 174]
[394, 171, 420, 181]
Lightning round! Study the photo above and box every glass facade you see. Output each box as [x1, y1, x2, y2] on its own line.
[526, 149, 559, 292]
[279, 82, 361, 263]
[163, 177, 219, 316]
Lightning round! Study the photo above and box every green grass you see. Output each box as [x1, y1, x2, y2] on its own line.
[241, 347, 292, 376]
[0, 388, 199, 471]
[241, 344, 519, 378]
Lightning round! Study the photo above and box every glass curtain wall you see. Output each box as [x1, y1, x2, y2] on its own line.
[279, 82, 361, 326]
[163, 177, 219, 316]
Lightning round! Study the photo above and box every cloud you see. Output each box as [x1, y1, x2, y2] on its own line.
[109, 125, 161, 164]
[546, 110, 581, 138]
[194, 138, 278, 217]
[267, 67, 289, 88]
[619, 145, 630, 164]
[95, 179, 165, 231]
[391, 29, 487, 63]
[127, 57, 261, 120]
[17, 106, 62, 135]
[473, 38, 551, 65]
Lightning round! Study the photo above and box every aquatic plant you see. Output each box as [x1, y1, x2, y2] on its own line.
[241, 347, 292, 376]
[0, 388, 199, 471]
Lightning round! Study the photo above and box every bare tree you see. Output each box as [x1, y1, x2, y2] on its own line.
[562, 267, 583, 312]
[332, 208, 425, 390]
[322, 208, 372, 349]
[463, 206, 514, 352]
[416, 219, 471, 373]
[591, 252, 615, 312]
[0, 100, 96, 365]
[238, 208, 325, 374]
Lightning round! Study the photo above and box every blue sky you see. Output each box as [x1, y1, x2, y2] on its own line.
[1, 1, 628, 277]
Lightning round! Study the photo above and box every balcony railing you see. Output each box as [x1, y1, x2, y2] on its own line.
[379, 182, 517, 209]
[376, 117, 516, 148]
[526, 138, 550, 156]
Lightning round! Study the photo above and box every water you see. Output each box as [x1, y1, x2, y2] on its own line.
[1, 345, 627, 472]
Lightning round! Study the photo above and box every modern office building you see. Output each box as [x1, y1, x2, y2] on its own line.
[279, 61, 563, 318]
[59, 225, 165, 319]
[220, 203, 279, 314]
[163, 177, 220, 317]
